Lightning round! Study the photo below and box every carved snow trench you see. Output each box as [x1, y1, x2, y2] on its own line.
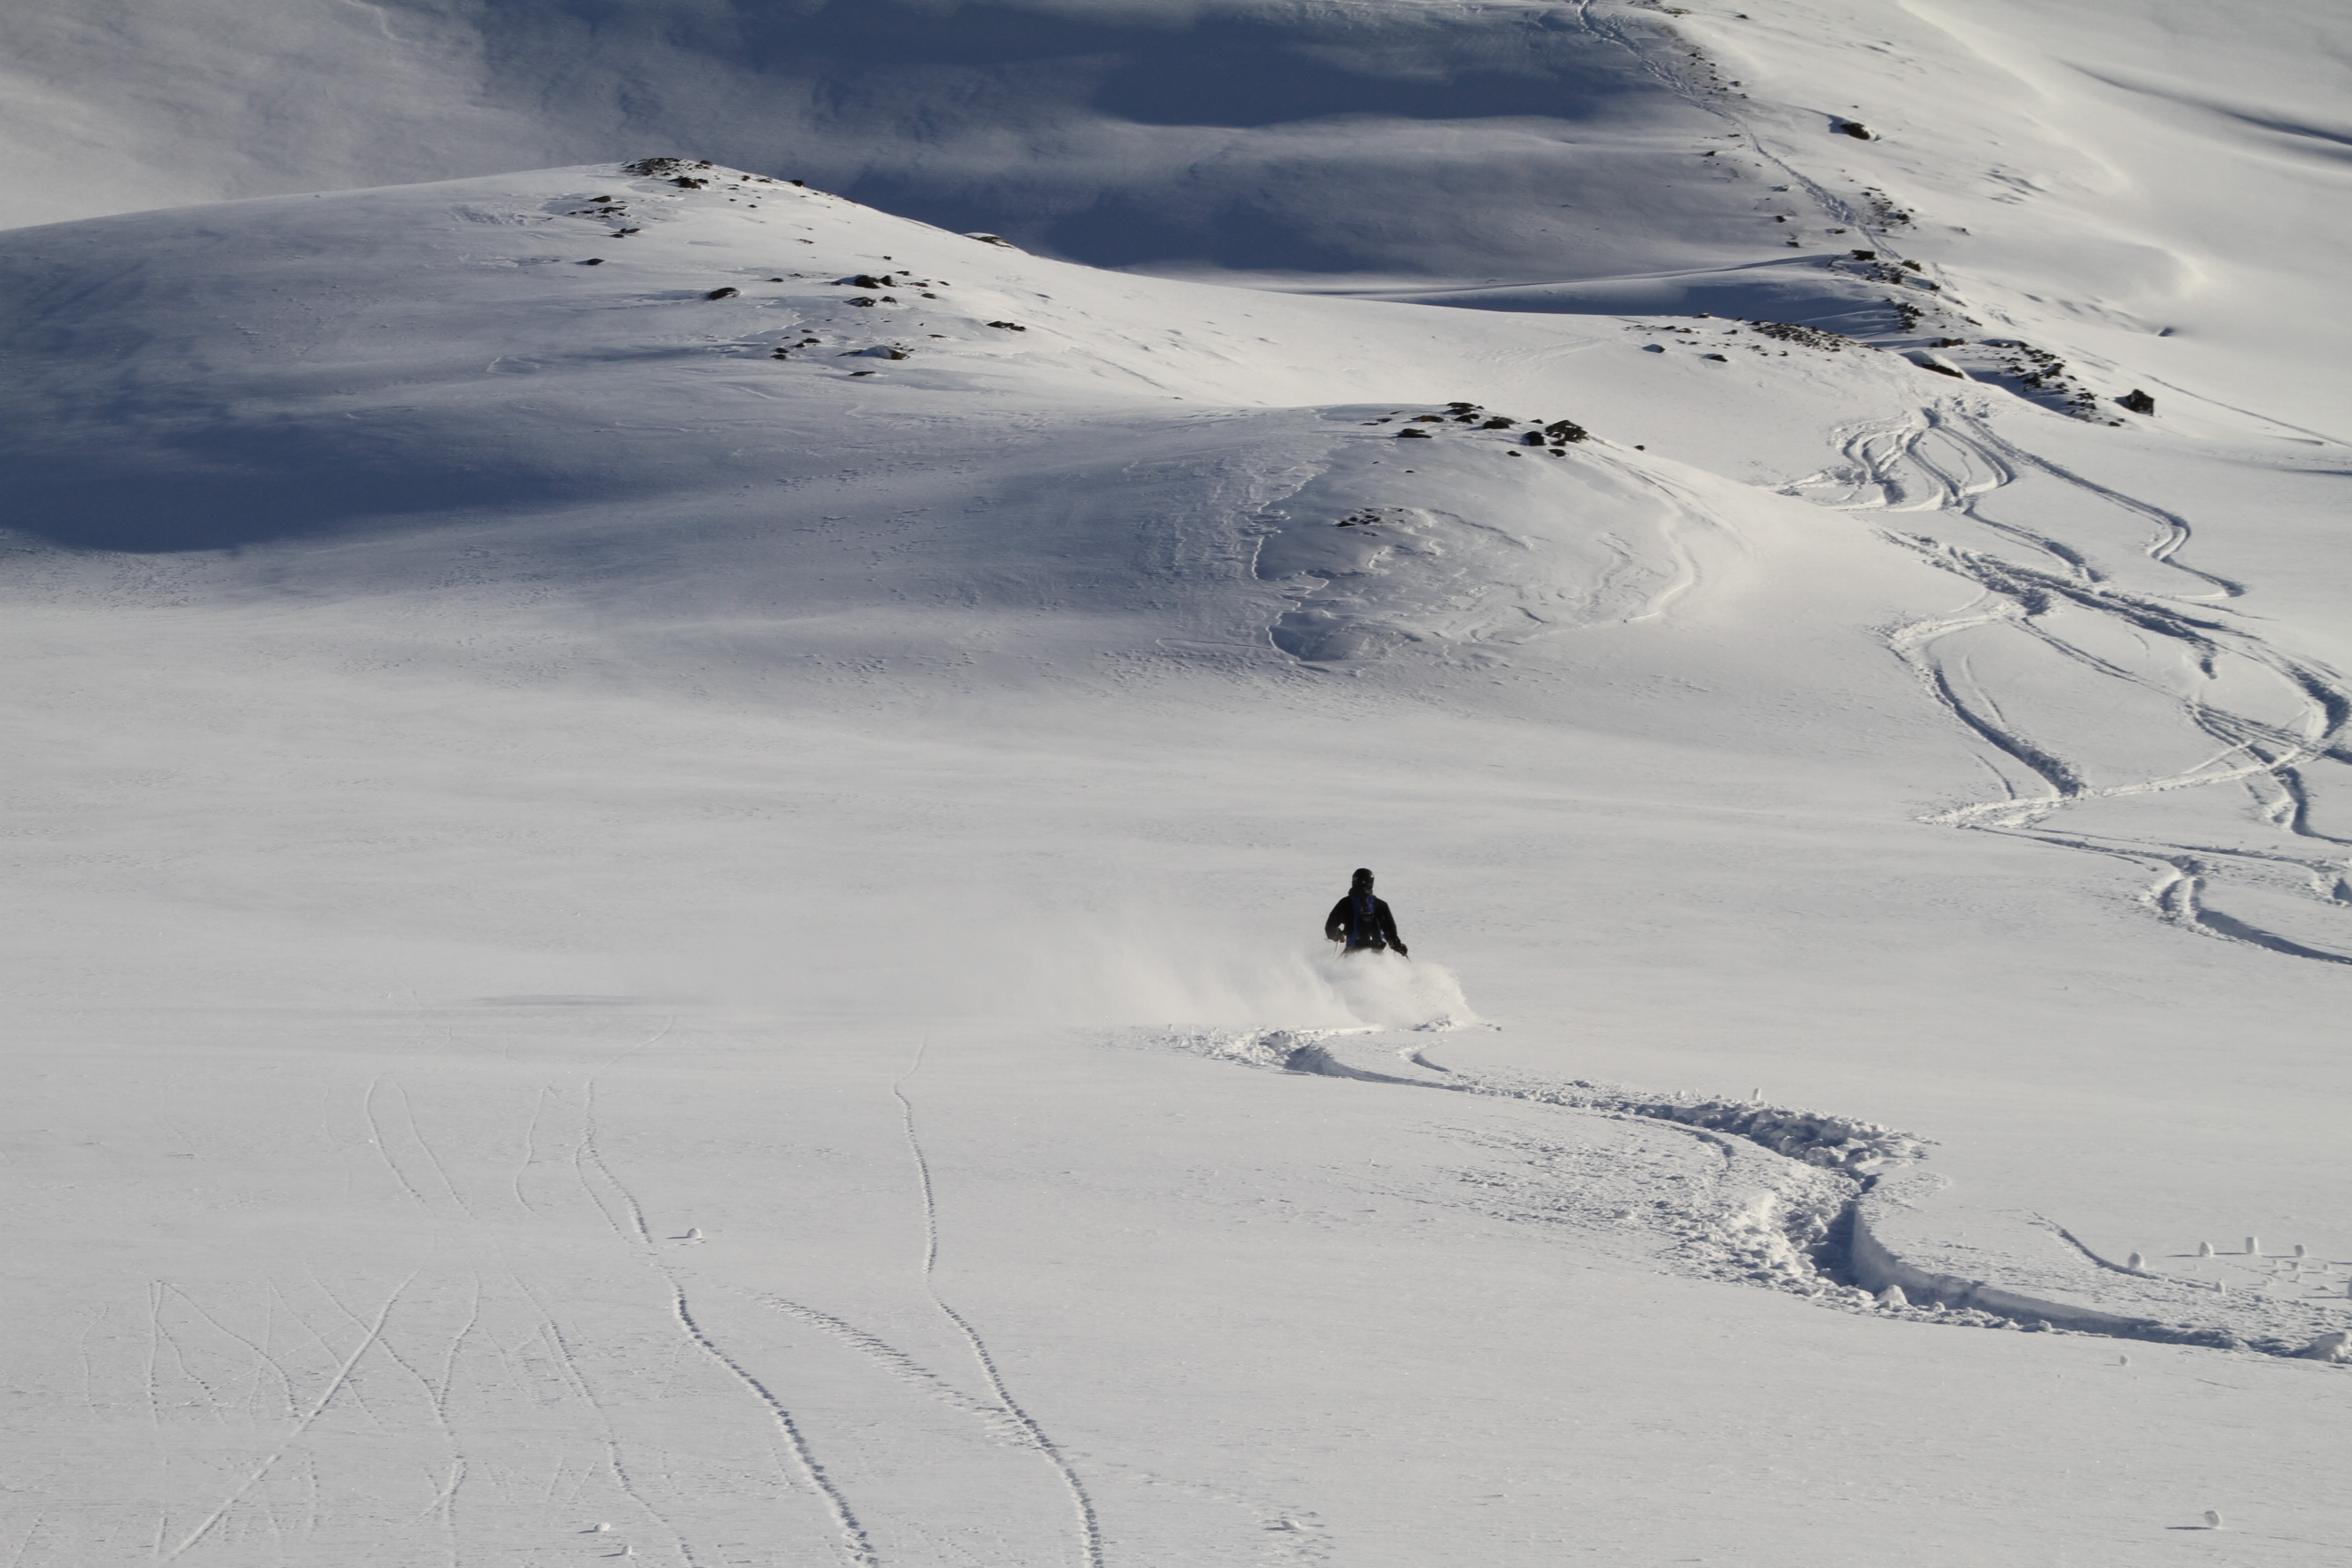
[1168, 1028, 2345, 1362]
[1792, 402, 2352, 967]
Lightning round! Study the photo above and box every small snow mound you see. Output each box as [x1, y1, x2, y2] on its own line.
[1225, 1028, 1319, 1068]
[2298, 1329, 2351, 1363]
[1625, 1099, 1925, 1173]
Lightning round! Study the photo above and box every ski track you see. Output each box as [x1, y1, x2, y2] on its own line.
[125, 1026, 1159, 1568]
[1177, 1028, 2348, 1361]
[141, 1051, 910, 1568]
[892, 1035, 1108, 1568]
[570, 1076, 881, 1568]
[1790, 401, 2352, 965]
[666, 1288, 879, 1568]
[162, 1269, 419, 1562]
[756, 1298, 1036, 1444]
[1567, 0, 2352, 965]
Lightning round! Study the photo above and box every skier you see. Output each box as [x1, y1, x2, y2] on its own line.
[1325, 867, 1407, 956]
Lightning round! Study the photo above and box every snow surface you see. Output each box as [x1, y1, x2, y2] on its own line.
[3, 3, 2350, 1563]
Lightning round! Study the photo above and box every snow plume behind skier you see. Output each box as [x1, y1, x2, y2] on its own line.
[1306, 867, 1467, 1026]
[687, 871, 1466, 1028]
[1327, 867, 1407, 956]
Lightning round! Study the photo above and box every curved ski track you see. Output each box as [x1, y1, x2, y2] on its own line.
[891, 1037, 1108, 1568]
[1174, 1028, 2349, 1359]
[1796, 402, 2352, 966]
[1569, 0, 2352, 965]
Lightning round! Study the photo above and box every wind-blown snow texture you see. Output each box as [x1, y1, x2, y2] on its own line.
[2, 3, 2349, 1565]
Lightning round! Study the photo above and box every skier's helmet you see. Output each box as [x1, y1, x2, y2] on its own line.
[1350, 867, 1374, 889]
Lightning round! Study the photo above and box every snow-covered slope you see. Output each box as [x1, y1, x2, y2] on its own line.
[6, 0, 2348, 440]
[5, 5, 2351, 1564]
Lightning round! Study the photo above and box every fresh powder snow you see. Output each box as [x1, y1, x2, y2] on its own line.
[1, 3, 2347, 1565]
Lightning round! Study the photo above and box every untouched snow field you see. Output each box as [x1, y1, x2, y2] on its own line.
[3, 3, 2348, 1563]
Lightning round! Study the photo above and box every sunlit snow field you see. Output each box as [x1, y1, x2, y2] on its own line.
[2, 2, 2348, 1563]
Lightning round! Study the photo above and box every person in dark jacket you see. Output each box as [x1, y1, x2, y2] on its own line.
[1325, 867, 1407, 956]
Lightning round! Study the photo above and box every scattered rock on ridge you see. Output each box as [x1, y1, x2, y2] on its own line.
[2118, 388, 2157, 415]
[1749, 320, 1858, 353]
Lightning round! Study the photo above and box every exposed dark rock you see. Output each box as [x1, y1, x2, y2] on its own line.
[579, 259, 604, 266]
[849, 298, 877, 307]
[1397, 429, 1433, 439]
[1837, 121, 1872, 139]
[1862, 188, 1912, 226]
[1544, 419, 1591, 443]
[966, 233, 1019, 249]
[1749, 320, 1857, 352]
[1520, 431, 1546, 446]
[2118, 388, 2157, 415]
[1483, 417, 1516, 428]
[1850, 250, 1877, 260]
[705, 287, 740, 299]
[985, 320, 1026, 331]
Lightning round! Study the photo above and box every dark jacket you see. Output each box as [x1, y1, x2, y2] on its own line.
[1325, 893, 1406, 955]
